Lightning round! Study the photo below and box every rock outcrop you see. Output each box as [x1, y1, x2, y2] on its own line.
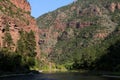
[0, 0, 40, 54]
[37, 0, 120, 56]
[10, 0, 31, 12]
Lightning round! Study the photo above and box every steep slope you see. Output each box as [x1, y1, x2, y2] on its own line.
[37, 0, 120, 71]
[0, 0, 39, 53]
[0, 0, 40, 72]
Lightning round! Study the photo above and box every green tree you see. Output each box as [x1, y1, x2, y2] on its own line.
[3, 25, 13, 48]
[4, 32, 13, 47]
[16, 30, 36, 69]
[26, 30, 36, 57]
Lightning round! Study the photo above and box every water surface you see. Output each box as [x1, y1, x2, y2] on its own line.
[0, 72, 119, 80]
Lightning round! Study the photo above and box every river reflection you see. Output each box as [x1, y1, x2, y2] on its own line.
[0, 72, 120, 80]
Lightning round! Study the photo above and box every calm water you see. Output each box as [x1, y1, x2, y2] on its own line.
[0, 72, 119, 80]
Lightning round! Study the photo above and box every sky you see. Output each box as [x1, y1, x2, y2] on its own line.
[28, 0, 74, 18]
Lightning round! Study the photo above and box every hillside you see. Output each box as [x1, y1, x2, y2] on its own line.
[37, 0, 120, 71]
[0, 0, 40, 73]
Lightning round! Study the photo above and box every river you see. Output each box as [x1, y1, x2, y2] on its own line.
[0, 72, 119, 80]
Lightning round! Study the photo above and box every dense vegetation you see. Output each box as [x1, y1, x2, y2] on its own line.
[48, 25, 120, 71]
[1, 0, 120, 73]
[37, 0, 120, 71]
[0, 29, 36, 73]
[0, 0, 37, 74]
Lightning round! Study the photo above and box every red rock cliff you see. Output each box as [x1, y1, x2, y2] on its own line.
[10, 0, 31, 12]
[0, 0, 40, 55]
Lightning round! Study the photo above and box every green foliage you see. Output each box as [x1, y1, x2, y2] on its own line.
[26, 30, 36, 57]
[17, 30, 37, 68]
[17, 30, 36, 57]
[0, 48, 36, 72]
[3, 25, 13, 48]
[37, 0, 120, 72]
[95, 38, 120, 71]
[0, 49, 23, 72]
[0, 29, 37, 73]
[4, 32, 13, 47]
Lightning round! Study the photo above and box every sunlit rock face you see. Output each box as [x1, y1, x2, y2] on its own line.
[0, 0, 40, 54]
[10, 0, 31, 12]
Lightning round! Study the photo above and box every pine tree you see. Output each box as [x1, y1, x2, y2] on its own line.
[3, 24, 13, 48]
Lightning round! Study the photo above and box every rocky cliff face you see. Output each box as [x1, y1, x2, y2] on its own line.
[10, 0, 31, 12]
[37, 0, 120, 66]
[0, 0, 40, 54]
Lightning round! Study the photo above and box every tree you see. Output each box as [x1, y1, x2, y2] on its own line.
[26, 30, 36, 57]
[16, 30, 36, 69]
[3, 25, 13, 48]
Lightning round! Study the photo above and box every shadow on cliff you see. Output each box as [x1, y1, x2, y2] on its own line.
[95, 40, 120, 71]
[0, 49, 40, 75]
